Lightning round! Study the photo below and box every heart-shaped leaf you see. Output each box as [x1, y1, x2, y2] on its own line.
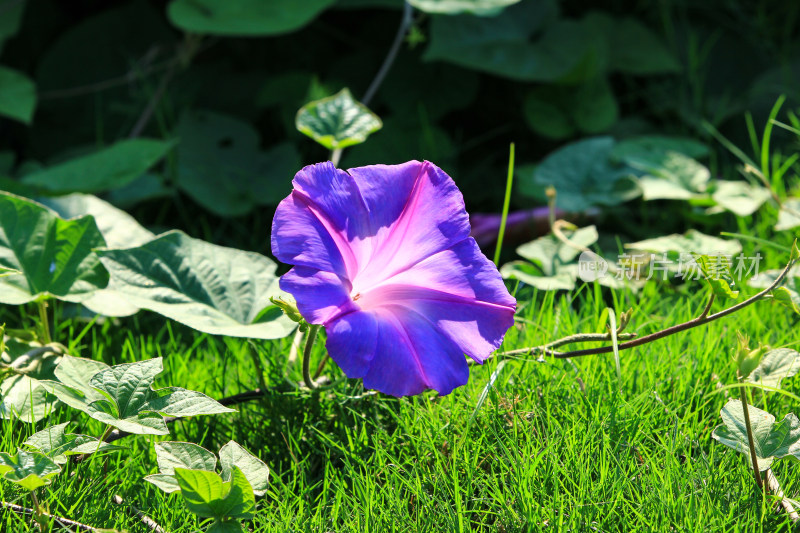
[0, 0, 26, 53]
[175, 110, 300, 216]
[516, 137, 640, 211]
[746, 349, 800, 389]
[296, 88, 382, 150]
[0, 449, 61, 491]
[423, 2, 597, 82]
[145, 441, 218, 493]
[0, 192, 109, 304]
[175, 466, 255, 520]
[21, 139, 174, 194]
[167, 0, 335, 36]
[95, 230, 295, 339]
[776, 199, 800, 231]
[625, 150, 710, 201]
[219, 441, 270, 497]
[24, 422, 122, 464]
[712, 400, 800, 471]
[0, 66, 36, 124]
[711, 181, 771, 217]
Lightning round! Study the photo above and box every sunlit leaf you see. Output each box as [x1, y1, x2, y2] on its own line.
[96, 231, 295, 339]
[776, 199, 800, 231]
[175, 466, 255, 520]
[0, 375, 54, 423]
[695, 254, 739, 299]
[219, 441, 270, 497]
[43, 356, 232, 435]
[771, 287, 800, 315]
[145, 441, 218, 493]
[746, 349, 800, 389]
[167, 0, 335, 36]
[296, 88, 382, 150]
[24, 422, 122, 464]
[711, 181, 771, 217]
[40, 193, 154, 248]
[0, 192, 109, 304]
[712, 399, 800, 471]
[0, 449, 60, 491]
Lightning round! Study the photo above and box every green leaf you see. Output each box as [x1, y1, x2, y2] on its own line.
[625, 150, 710, 201]
[144, 388, 235, 417]
[0, 192, 109, 304]
[523, 77, 618, 139]
[771, 287, 800, 315]
[423, 2, 600, 82]
[24, 422, 121, 465]
[408, 0, 520, 15]
[711, 181, 771, 217]
[167, 0, 335, 36]
[40, 194, 154, 248]
[694, 254, 739, 299]
[296, 88, 382, 150]
[712, 400, 800, 471]
[516, 137, 640, 211]
[39, 194, 154, 316]
[517, 226, 599, 272]
[584, 12, 680, 75]
[0, 66, 36, 124]
[145, 441, 218, 493]
[175, 466, 255, 520]
[219, 441, 270, 497]
[776, 199, 800, 231]
[626, 230, 742, 258]
[746, 349, 800, 389]
[749, 267, 800, 308]
[45, 356, 231, 435]
[500, 226, 608, 291]
[0, 375, 54, 423]
[0, 449, 61, 491]
[96, 231, 295, 339]
[208, 520, 246, 533]
[21, 139, 175, 194]
[175, 110, 300, 216]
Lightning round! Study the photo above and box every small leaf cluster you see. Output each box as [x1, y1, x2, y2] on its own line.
[145, 441, 270, 532]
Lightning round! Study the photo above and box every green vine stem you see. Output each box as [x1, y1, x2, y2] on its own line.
[2, 500, 100, 532]
[495, 255, 796, 360]
[37, 300, 52, 345]
[302, 325, 322, 389]
[738, 384, 764, 489]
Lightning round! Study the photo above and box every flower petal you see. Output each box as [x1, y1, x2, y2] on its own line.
[348, 161, 471, 291]
[331, 306, 468, 396]
[325, 310, 379, 379]
[271, 193, 352, 278]
[354, 238, 516, 361]
[279, 267, 355, 325]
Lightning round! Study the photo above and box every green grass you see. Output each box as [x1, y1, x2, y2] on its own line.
[2, 226, 799, 532]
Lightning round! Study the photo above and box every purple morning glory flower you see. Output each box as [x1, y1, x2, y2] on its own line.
[271, 161, 516, 397]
